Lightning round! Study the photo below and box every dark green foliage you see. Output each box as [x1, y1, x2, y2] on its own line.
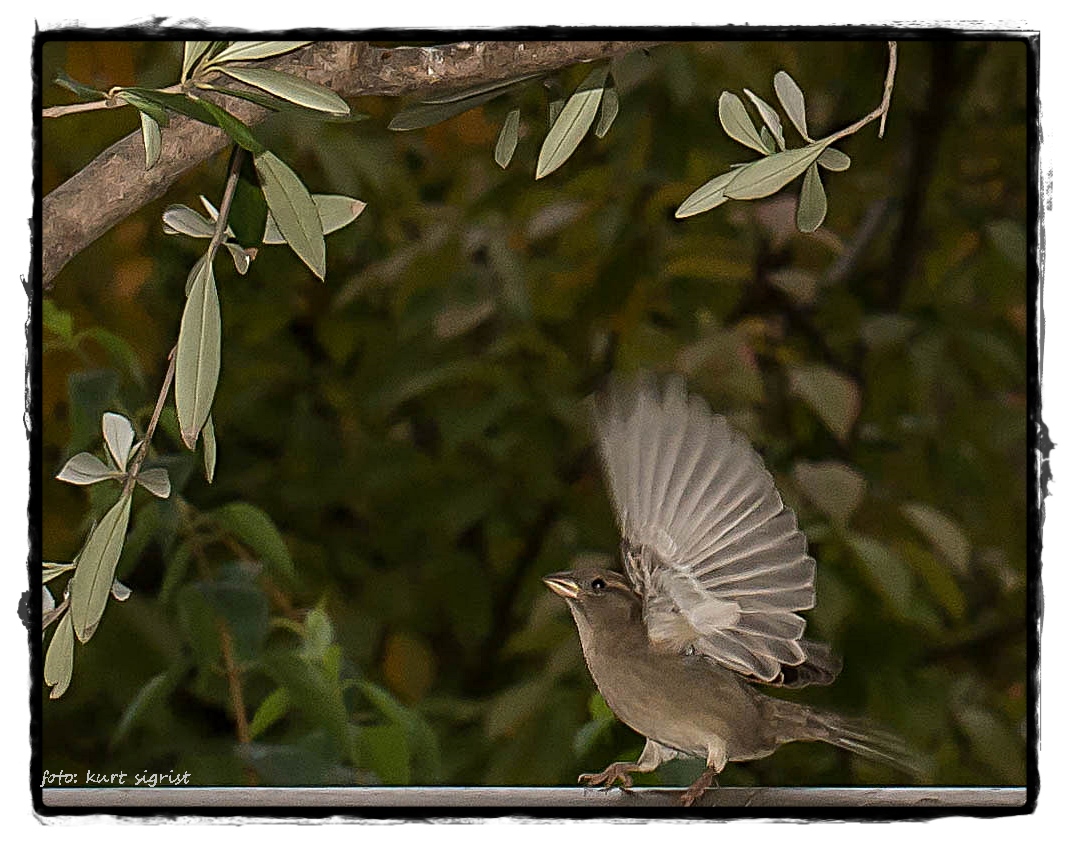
[41, 40, 1029, 788]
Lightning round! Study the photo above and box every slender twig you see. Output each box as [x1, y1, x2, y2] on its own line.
[824, 42, 898, 146]
[122, 347, 176, 495]
[180, 504, 255, 762]
[218, 622, 252, 745]
[207, 147, 245, 261]
[43, 82, 188, 118]
[120, 146, 243, 494]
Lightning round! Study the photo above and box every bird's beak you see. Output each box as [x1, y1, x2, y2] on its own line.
[543, 572, 581, 600]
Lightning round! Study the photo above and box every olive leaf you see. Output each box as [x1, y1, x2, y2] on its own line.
[45, 613, 75, 699]
[818, 147, 851, 172]
[255, 151, 326, 279]
[724, 142, 828, 201]
[494, 108, 521, 169]
[175, 256, 221, 448]
[594, 84, 619, 139]
[774, 70, 810, 140]
[115, 90, 170, 126]
[102, 412, 135, 471]
[163, 205, 216, 238]
[796, 162, 828, 233]
[718, 92, 767, 155]
[54, 70, 106, 101]
[225, 242, 254, 275]
[675, 169, 744, 219]
[184, 253, 210, 296]
[56, 452, 119, 486]
[388, 74, 540, 131]
[536, 65, 609, 179]
[69, 492, 133, 642]
[207, 41, 312, 65]
[203, 414, 217, 483]
[262, 194, 365, 246]
[43, 562, 76, 584]
[136, 467, 172, 499]
[139, 112, 162, 170]
[744, 89, 785, 151]
[218, 66, 349, 116]
[182, 41, 213, 80]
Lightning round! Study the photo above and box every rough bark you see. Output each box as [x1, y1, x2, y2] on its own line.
[42, 40, 653, 289]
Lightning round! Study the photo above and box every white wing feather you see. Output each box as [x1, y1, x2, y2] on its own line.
[593, 376, 816, 682]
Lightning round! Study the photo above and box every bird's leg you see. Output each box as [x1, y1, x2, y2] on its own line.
[579, 739, 679, 791]
[679, 740, 727, 807]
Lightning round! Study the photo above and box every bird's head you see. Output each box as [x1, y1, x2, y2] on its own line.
[542, 568, 642, 640]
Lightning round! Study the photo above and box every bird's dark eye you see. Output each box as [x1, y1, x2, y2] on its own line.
[591, 578, 606, 591]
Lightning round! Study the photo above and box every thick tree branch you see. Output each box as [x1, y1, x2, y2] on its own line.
[41, 40, 653, 290]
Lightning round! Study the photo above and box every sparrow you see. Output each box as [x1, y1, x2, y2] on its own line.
[544, 376, 916, 806]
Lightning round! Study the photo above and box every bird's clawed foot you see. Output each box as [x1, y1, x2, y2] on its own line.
[579, 762, 637, 791]
[679, 767, 720, 807]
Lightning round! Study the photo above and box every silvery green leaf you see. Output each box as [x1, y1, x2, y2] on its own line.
[796, 162, 827, 233]
[114, 90, 170, 126]
[312, 195, 367, 236]
[255, 151, 326, 279]
[265, 192, 360, 250]
[102, 412, 135, 471]
[421, 72, 545, 105]
[44, 562, 76, 584]
[56, 452, 119, 485]
[54, 70, 106, 101]
[45, 612, 75, 699]
[724, 142, 827, 200]
[70, 492, 133, 642]
[219, 66, 349, 115]
[43, 585, 55, 612]
[389, 88, 512, 131]
[176, 257, 221, 448]
[140, 112, 162, 170]
[744, 88, 785, 151]
[200, 195, 220, 220]
[196, 196, 236, 239]
[203, 414, 217, 483]
[163, 205, 215, 238]
[594, 86, 619, 139]
[196, 99, 265, 154]
[675, 169, 743, 219]
[759, 126, 776, 155]
[136, 467, 172, 499]
[718, 91, 767, 155]
[208, 41, 312, 65]
[774, 71, 809, 140]
[185, 254, 210, 296]
[817, 147, 851, 172]
[111, 580, 132, 601]
[182, 41, 213, 80]
[494, 108, 520, 169]
[536, 65, 609, 179]
[225, 242, 254, 275]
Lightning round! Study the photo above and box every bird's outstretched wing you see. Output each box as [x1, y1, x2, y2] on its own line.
[592, 376, 834, 684]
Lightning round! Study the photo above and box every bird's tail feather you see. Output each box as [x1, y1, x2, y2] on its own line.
[774, 701, 922, 778]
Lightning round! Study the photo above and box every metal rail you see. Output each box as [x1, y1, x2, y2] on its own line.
[42, 786, 1028, 810]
